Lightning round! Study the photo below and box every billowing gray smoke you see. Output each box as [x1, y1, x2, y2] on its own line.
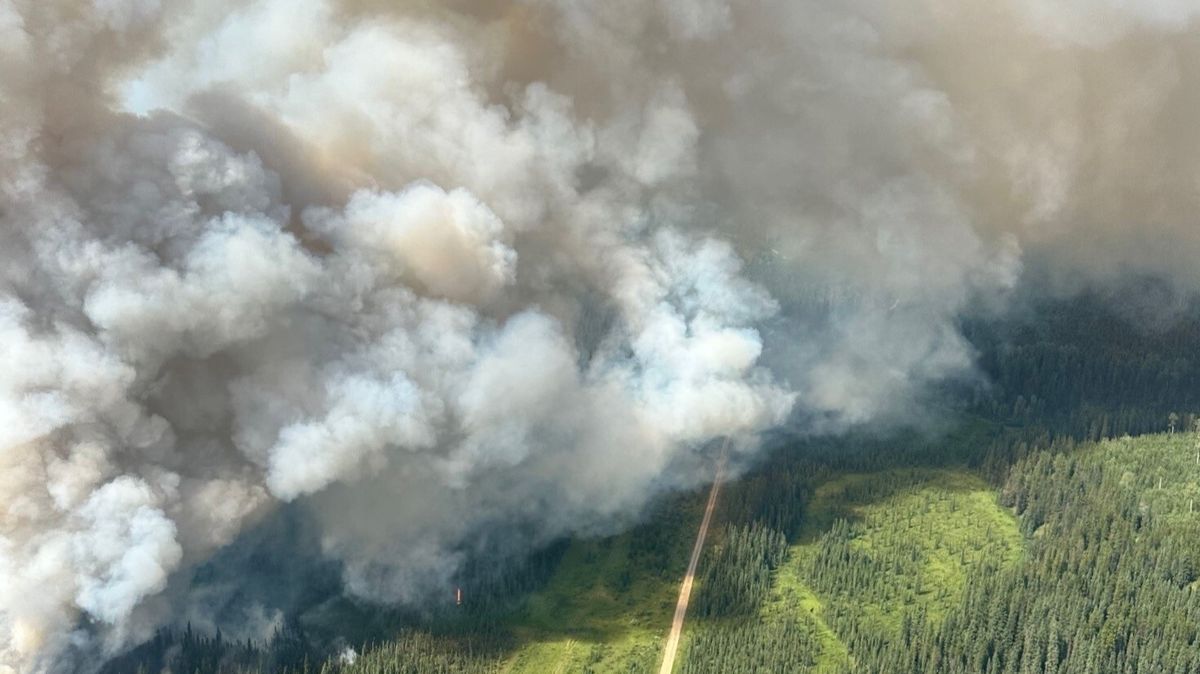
[4, 0, 1200, 671]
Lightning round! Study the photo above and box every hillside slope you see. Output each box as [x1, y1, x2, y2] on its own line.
[104, 431, 1200, 674]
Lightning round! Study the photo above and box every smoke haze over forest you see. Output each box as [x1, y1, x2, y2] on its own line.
[4, 1, 1200, 671]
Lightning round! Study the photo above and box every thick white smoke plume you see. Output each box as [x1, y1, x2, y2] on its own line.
[3, 0, 1200, 671]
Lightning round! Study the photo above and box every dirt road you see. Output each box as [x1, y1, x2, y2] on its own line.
[657, 440, 728, 674]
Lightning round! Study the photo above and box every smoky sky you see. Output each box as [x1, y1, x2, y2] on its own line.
[3, 1, 1200, 672]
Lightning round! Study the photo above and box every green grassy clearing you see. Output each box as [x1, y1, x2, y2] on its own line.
[499, 489, 709, 673]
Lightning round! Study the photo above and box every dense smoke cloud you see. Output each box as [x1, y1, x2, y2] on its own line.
[3, 0, 1200, 671]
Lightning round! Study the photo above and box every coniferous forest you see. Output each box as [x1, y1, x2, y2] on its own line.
[15, 1, 1200, 672]
[105, 297, 1200, 673]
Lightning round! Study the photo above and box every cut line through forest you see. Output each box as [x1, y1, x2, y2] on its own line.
[658, 439, 728, 674]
